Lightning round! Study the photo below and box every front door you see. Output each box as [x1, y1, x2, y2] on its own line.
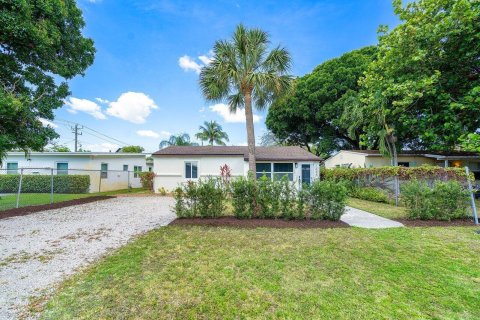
[301, 164, 311, 185]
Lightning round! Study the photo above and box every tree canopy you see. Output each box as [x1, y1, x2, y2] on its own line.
[120, 145, 145, 153]
[0, 0, 95, 163]
[199, 24, 292, 172]
[266, 46, 377, 157]
[357, 0, 480, 155]
[195, 121, 229, 146]
[159, 134, 199, 149]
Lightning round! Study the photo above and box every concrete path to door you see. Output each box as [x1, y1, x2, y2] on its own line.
[341, 206, 404, 229]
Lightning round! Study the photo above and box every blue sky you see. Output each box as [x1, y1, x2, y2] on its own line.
[48, 0, 399, 153]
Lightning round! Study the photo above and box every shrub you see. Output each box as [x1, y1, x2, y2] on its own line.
[309, 180, 348, 220]
[0, 174, 90, 193]
[173, 178, 226, 218]
[256, 175, 276, 218]
[157, 187, 168, 196]
[139, 172, 155, 190]
[278, 176, 296, 220]
[350, 187, 389, 203]
[231, 177, 256, 219]
[402, 180, 470, 220]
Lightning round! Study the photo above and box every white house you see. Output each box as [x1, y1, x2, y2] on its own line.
[0, 152, 148, 192]
[152, 146, 322, 192]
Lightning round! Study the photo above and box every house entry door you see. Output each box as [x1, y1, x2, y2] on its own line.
[301, 164, 311, 185]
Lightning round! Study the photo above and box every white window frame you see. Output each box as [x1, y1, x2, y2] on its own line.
[134, 165, 142, 178]
[55, 161, 69, 175]
[6, 162, 18, 175]
[273, 162, 294, 181]
[101, 163, 108, 179]
[184, 161, 198, 179]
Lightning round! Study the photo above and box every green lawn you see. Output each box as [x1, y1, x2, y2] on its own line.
[347, 197, 408, 219]
[0, 188, 149, 211]
[38, 226, 480, 319]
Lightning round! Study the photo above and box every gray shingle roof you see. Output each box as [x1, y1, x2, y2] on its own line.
[153, 146, 321, 161]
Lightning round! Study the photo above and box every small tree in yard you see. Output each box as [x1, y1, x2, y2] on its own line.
[139, 172, 155, 191]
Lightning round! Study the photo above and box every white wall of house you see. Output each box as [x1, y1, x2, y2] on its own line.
[0, 152, 147, 192]
[153, 155, 320, 192]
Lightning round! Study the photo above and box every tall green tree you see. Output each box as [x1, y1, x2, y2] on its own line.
[195, 121, 229, 146]
[159, 133, 199, 149]
[199, 24, 292, 172]
[0, 0, 95, 163]
[359, 0, 480, 159]
[266, 46, 377, 157]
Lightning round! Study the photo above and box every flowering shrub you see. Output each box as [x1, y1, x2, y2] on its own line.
[139, 172, 155, 190]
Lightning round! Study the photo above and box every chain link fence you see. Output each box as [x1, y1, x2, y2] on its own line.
[0, 167, 144, 211]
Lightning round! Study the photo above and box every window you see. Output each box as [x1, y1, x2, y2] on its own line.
[134, 166, 142, 178]
[256, 163, 271, 179]
[185, 162, 198, 179]
[273, 163, 294, 181]
[6, 162, 18, 174]
[56, 162, 68, 175]
[398, 162, 410, 167]
[101, 163, 108, 178]
[123, 165, 128, 172]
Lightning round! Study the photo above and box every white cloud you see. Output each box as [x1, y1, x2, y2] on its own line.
[65, 97, 106, 120]
[106, 92, 157, 124]
[137, 130, 160, 139]
[236, 141, 248, 146]
[39, 118, 58, 128]
[84, 142, 119, 152]
[95, 97, 109, 104]
[160, 130, 172, 137]
[178, 55, 202, 74]
[198, 55, 212, 65]
[178, 52, 213, 74]
[209, 103, 261, 123]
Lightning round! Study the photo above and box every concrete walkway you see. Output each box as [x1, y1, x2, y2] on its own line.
[341, 206, 404, 229]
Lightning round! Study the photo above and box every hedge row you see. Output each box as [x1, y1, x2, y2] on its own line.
[174, 177, 348, 221]
[0, 174, 90, 193]
[321, 166, 470, 181]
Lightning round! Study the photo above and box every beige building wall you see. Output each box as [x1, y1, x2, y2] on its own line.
[365, 156, 436, 167]
[324, 151, 369, 168]
[324, 151, 439, 168]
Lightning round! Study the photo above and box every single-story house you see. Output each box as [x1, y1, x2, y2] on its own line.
[0, 152, 148, 192]
[324, 150, 480, 178]
[152, 146, 321, 192]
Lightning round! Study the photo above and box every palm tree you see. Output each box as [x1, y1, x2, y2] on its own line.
[199, 24, 292, 173]
[195, 121, 229, 146]
[159, 133, 198, 149]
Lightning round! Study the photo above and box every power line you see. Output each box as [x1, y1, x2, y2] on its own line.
[55, 118, 131, 147]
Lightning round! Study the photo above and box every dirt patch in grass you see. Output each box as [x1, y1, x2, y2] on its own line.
[396, 218, 477, 227]
[0, 196, 115, 220]
[170, 216, 349, 228]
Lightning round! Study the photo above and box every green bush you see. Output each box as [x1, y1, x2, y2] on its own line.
[309, 180, 348, 220]
[0, 174, 90, 193]
[231, 177, 256, 219]
[139, 172, 155, 190]
[173, 179, 226, 218]
[401, 180, 469, 220]
[350, 187, 389, 203]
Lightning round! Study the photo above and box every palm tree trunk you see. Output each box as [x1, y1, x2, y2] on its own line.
[244, 91, 256, 174]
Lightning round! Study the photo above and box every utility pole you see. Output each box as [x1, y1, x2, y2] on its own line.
[71, 124, 83, 152]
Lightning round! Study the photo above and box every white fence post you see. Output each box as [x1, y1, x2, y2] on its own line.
[16, 168, 24, 208]
[465, 166, 478, 225]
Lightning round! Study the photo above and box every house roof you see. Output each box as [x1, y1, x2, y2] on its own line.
[153, 146, 321, 161]
[6, 152, 147, 157]
[339, 150, 480, 159]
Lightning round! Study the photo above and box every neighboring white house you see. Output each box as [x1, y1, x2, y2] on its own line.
[152, 146, 322, 192]
[324, 150, 480, 178]
[0, 152, 148, 192]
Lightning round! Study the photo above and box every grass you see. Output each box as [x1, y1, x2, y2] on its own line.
[0, 188, 149, 211]
[347, 197, 408, 219]
[38, 226, 480, 319]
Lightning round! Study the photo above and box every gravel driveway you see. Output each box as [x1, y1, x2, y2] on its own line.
[0, 196, 176, 319]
